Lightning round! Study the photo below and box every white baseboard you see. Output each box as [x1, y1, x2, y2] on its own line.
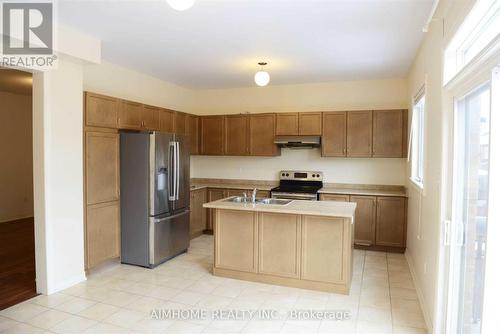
[405, 251, 433, 334]
[45, 273, 87, 295]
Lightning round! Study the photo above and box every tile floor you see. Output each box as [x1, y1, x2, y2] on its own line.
[0, 235, 428, 334]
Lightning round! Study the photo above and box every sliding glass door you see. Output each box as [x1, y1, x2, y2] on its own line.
[446, 82, 491, 334]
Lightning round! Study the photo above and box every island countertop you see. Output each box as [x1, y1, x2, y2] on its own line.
[203, 197, 356, 219]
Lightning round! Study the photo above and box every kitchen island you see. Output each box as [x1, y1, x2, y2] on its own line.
[203, 197, 356, 294]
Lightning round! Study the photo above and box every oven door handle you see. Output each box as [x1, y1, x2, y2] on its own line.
[271, 192, 317, 200]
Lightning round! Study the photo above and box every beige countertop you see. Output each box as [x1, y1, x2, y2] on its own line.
[203, 197, 356, 219]
[190, 182, 276, 192]
[318, 186, 407, 197]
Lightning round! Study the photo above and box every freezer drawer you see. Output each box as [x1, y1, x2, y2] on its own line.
[149, 210, 190, 266]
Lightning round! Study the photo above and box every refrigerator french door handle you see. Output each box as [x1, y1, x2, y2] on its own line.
[168, 142, 176, 201]
[176, 141, 180, 200]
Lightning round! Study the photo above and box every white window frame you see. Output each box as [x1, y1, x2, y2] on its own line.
[410, 87, 426, 189]
[444, 0, 500, 85]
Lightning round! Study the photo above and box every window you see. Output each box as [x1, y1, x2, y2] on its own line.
[411, 91, 425, 187]
[444, 0, 500, 84]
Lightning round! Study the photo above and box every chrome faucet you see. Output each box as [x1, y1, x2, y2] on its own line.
[251, 188, 257, 203]
[243, 192, 248, 202]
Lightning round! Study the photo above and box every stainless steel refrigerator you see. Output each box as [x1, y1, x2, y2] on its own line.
[120, 131, 190, 268]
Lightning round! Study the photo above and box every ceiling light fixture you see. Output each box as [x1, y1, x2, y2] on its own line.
[254, 62, 270, 87]
[167, 0, 195, 11]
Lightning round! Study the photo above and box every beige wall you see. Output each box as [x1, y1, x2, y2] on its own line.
[83, 61, 195, 112]
[0, 91, 33, 223]
[193, 78, 407, 114]
[191, 78, 408, 184]
[405, 0, 474, 330]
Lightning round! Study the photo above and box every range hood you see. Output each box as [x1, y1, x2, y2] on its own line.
[274, 136, 321, 149]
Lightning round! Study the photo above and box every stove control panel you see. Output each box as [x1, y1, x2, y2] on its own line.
[279, 171, 323, 182]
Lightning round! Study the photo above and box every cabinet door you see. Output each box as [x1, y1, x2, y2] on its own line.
[86, 201, 120, 269]
[85, 92, 118, 128]
[301, 216, 347, 283]
[207, 188, 227, 231]
[322, 112, 346, 157]
[248, 113, 279, 156]
[276, 113, 299, 135]
[224, 114, 249, 155]
[319, 194, 350, 202]
[258, 213, 301, 278]
[375, 197, 407, 247]
[142, 105, 160, 131]
[349, 195, 376, 246]
[215, 210, 257, 272]
[373, 110, 404, 157]
[86, 131, 120, 205]
[299, 112, 322, 135]
[201, 116, 225, 155]
[118, 100, 143, 129]
[189, 189, 207, 238]
[173, 112, 187, 135]
[346, 111, 372, 157]
[160, 109, 174, 133]
[187, 115, 199, 155]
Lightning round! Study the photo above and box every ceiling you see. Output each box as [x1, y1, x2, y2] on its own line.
[0, 68, 32, 95]
[58, 0, 433, 89]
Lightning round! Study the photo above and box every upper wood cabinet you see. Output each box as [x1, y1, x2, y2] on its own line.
[142, 105, 160, 131]
[85, 93, 119, 128]
[118, 100, 143, 130]
[201, 116, 225, 155]
[249, 113, 279, 156]
[372, 109, 406, 158]
[276, 113, 299, 135]
[349, 195, 376, 247]
[299, 112, 322, 135]
[346, 111, 372, 157]
[224, 114, 249, 156]
[322, 112, 347, 157]
[375, 197, 407, 247]
[85, 131, 120, 205]
[187, 115, 200, 155]
[173, 112, 187, 135]
[160, 109, 174, 133]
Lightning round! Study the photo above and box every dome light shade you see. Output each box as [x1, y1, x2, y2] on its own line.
[254, 71, 270, 86]
[167, 0, 195, 11]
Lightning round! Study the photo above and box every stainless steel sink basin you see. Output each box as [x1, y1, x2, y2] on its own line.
[224, 197, 292, 205]
[257, 198, 292, 205]
[225, 196, 254, 203]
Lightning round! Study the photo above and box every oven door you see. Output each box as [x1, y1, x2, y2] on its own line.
[271, 192, 318, 201]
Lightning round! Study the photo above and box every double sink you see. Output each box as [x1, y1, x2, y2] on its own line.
[225, 196, 292, 206]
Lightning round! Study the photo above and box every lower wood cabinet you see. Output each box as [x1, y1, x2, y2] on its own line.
[320, 193, 407, 252]
[375, 197, 407, 247]
[190, 188, 207, 239]
[213, 210, 353, 293]
[215, 209, 258, 272]
[86, 201, 120, 269]
[349, 196, 377, 247]
[258, 213, 301, 278]
[319, 193, 349, 202]
[301, 215, 347, 283]
[206, 188, 227, 231]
